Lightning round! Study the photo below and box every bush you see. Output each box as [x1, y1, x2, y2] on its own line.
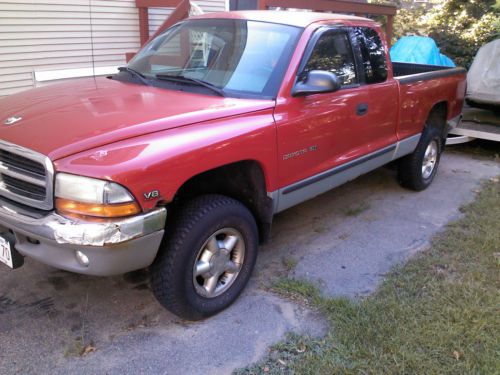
[393, 0, 500, 69]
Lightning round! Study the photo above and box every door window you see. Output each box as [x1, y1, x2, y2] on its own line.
[302, 31, 358, 86]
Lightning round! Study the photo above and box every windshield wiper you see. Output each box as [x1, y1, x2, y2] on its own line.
[117, 66, 150, 86]
[155, 74, 226, 97]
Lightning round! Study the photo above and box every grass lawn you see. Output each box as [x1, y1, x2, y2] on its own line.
[237, 178, 499, 375]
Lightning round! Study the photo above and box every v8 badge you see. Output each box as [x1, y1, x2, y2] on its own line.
[143, 190, 160, 200]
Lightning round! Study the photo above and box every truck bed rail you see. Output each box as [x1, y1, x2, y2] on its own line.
[393, 62, 466, 84]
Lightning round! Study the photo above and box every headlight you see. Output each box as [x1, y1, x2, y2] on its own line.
[55, 173, 140, 218]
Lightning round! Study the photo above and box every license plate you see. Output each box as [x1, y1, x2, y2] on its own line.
[0, 235, 13, 268]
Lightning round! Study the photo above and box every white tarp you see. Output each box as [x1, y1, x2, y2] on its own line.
[466, 39, 500, 105]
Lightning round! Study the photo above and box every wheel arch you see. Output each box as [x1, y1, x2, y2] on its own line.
[168, 160, 274, 243]
[426, 101, 448, 146]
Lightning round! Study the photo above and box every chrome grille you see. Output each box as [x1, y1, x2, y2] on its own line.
[0, 140, 54, 210]
[0, 149, 46, 177]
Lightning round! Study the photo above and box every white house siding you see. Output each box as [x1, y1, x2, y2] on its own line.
[0, 0, 227, 97]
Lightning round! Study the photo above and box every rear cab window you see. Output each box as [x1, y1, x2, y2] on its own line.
[352, 27, 388, 84]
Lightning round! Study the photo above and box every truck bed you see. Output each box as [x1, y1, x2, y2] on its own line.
[392, 62, 467, 140]
[392, 62, 449, 76]
[393, 62, 466, 84]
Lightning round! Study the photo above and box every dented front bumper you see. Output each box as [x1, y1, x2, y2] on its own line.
[0, 197, 166, 276]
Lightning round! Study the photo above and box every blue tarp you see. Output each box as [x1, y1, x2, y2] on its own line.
[390, 36, 455, 67]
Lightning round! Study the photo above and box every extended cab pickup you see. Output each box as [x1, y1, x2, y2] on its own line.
[0, 11, 466, 319]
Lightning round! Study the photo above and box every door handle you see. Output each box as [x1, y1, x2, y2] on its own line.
[356, 103, 368, 116]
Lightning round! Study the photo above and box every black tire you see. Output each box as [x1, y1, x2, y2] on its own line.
[150, 194, 258, 320]
[398, 126, 443, 191]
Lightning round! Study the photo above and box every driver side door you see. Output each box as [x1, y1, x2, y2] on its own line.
[275, 28, 371, 210]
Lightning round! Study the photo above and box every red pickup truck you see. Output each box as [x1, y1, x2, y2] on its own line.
[0, 11, 466, 320]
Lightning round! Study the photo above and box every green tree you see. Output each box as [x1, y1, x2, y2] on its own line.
[393, 0, 499, 68]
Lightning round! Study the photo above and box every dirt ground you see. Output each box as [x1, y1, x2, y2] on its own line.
[0, 151, 498, 375]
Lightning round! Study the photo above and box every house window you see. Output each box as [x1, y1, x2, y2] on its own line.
[229, 0, 258, 10]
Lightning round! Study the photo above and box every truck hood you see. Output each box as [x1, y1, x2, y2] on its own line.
[0, 78, 274, 160]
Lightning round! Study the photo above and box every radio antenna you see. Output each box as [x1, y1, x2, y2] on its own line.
[89, 0, 96, 80]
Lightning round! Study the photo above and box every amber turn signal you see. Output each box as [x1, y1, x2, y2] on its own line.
[56, 198, 141, 219]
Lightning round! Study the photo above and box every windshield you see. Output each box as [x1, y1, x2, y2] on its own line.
[125, 19, 302, 99]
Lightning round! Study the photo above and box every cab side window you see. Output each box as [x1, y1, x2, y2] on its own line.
[353, 27, 388, 84]
[302, 31, 358, 86]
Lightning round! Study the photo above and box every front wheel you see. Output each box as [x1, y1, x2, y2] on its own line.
[398, 127, 443, 191]
[150, 194, 258, 320]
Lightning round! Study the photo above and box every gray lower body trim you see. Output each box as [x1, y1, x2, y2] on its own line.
[275, 134, 421, 213]
[282, 144, 397, 195]
[393, 134, 421, 159]
[267, 190, 280, 214]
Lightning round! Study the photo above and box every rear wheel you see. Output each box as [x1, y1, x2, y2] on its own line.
[150, 194, 258, 320]
[398, 126, 443, 191]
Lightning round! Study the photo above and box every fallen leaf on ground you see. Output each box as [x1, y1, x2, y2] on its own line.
[296, 344, 306, 353]
[82, 345, 96, 356]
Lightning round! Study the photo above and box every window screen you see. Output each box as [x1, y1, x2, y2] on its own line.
[302, 31, 357, 86]
[353, 27, 388, 84]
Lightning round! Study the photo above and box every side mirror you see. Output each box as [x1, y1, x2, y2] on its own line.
[292, 70, 342, 97]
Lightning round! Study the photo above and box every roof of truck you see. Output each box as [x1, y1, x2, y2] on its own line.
[191, 10, 373, 28]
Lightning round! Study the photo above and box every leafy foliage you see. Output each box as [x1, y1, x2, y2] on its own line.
[393, 0, 500, 68]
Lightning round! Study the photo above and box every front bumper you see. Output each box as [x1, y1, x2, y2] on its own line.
[0, 197, 166, 276]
